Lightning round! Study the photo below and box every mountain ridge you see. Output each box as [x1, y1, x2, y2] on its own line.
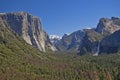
[54, 17, 120, 55]
[1, 12, 120, 55]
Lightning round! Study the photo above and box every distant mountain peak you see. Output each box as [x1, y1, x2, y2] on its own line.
[49, 35, 62, 45]
[49, 35, 62, 40]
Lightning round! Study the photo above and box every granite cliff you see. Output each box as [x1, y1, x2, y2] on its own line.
[0, 12, 56, 52]
[101, 30, 120, 53]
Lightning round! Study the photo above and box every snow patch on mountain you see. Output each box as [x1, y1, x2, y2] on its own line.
[49, 35, 62, 40]
[49, 35, 62, 45]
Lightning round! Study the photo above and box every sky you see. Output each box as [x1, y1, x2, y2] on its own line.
[0, 0, 120, 36]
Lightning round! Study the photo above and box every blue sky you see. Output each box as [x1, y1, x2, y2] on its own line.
[0, 0, 120, 36]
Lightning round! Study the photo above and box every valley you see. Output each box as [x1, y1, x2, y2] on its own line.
[0, 12, 120, 80]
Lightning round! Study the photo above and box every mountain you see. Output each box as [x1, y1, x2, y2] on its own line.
[49, 35, 61, 45]
[55, 30, 85, 52]
[79, 29, 103, 54]
[0, 12, 56, 52]
[55, 17, 120, 54]
[54, 29, 103, 54]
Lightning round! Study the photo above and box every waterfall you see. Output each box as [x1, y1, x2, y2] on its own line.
[93, 42, 100, 56]
[97, 42, 100, 54]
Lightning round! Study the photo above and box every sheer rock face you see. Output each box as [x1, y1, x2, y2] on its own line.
[101, 30, 120, 53]
[79, 29, 103, 54]
[96, 17, 120, 35]
[0, 12, 56, 52]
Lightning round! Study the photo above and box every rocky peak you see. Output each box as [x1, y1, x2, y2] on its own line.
[0, 12, 56, 52]
[96, 17, 120, 35]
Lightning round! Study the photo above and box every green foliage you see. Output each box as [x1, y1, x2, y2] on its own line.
[0, 43, 120, 80]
